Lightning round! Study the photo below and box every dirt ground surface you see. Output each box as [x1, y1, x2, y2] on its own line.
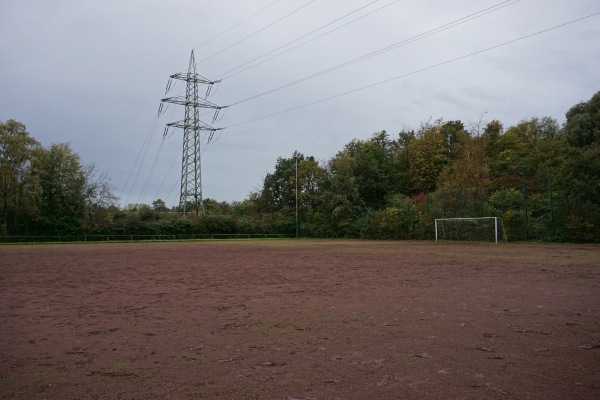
[1, 240, 599, 400]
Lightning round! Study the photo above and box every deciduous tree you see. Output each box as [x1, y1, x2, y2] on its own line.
[322, 151, 363, 234]
[410, 119, 449, 193]
[0, 120, 41, 234]
[564, 90, 600, 148]
[38, 143, 86, 234]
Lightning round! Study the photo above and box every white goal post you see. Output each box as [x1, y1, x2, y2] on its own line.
[435, 217, 507, 244]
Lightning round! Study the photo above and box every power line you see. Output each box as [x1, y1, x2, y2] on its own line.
[194, 0, 282, 50]
[166, 174, 180, 207]
[153, 145, 181, 202]
[224, 11, 600, 129]
[218, 0, 402, 80]
[198, 0, 318, 64]
[137, 138, 165, 204]
[122, 115, 160, 205]
[227, 0, 519, 107]
[214, 0, 389, 79]
[123, 79, 185, 206]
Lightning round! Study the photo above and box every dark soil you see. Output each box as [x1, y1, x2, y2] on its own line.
[1, 240, 599, 399]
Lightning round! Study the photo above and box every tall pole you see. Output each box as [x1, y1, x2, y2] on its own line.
[160, 50, 226, 215]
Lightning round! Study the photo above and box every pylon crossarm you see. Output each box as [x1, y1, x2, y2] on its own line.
[161, 96, 223, 109]
[166, 121, 219, 131]
[169, 72, 220, 85]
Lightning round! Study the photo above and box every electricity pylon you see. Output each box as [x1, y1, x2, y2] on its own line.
[160, 50, 225, 215]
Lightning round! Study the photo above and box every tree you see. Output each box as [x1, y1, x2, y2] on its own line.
[321, 151, 363, 234]
[260, 152, 325, 215]
[537, 116, 560, 141]
[564, 90, 600, 148]
[396, 130, 416, 195]
[489, 119, 537, 179]
[152, 198, 169, 212]
[557, 144, 600, 203]
[0, 120, 41, 234]
[261, 156, 296, 211]
[83, 163, 118, 225]
[38, 143, 86, 234]
[483, 119, 504, 159]
[296, 155, 325, 213]
[410, 119, 449, 193]
[440, 120, 465, 159]
[488, 117, 561, 181]
[437, 129, 489, 189]
[344, 131, 403, 209]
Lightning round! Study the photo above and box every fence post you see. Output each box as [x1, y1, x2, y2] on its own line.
[460, 188, 464, 218]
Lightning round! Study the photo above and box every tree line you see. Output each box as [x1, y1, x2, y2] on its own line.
[1, 120, 116, 236]
[2, 90, 599, 242]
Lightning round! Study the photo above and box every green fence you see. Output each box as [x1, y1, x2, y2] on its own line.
[0, 233, 294, 244]
[420, 181, 599, 242]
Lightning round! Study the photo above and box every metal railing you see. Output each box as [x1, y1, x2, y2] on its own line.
[0, 233, 294, 244]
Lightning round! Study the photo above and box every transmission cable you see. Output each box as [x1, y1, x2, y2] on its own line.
[198, 0, 317, 64]
[227, 0, 519, 107]
[126, 79, 185, 205]
[153, 145, 182, 202]
[215, 0, 388, 79]
[166, 174, 180, 207]
[218, 0, 402, 80]
[194, 0, 282, 50]
[122, 115, 160, 205]
[224, 11, 600, 129]
[136, 138, 166, 204]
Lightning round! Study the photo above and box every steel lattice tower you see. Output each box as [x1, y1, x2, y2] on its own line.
[161, 50, 224, 215]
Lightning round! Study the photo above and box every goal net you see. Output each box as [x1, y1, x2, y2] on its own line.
[435, 217, 507, 244]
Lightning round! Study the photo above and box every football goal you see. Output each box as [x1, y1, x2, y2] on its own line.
[435, 217, 507, 244]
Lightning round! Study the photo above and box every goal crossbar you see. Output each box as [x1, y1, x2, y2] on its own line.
[435, 217, 506, 244]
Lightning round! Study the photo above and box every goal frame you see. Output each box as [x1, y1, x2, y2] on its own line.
[435, 217, 506, 244]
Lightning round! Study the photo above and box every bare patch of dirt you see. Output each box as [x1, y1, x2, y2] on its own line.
[1, 240, 599, 399]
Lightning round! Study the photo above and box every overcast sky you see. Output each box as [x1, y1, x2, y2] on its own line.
[2, 0, 599, 207]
